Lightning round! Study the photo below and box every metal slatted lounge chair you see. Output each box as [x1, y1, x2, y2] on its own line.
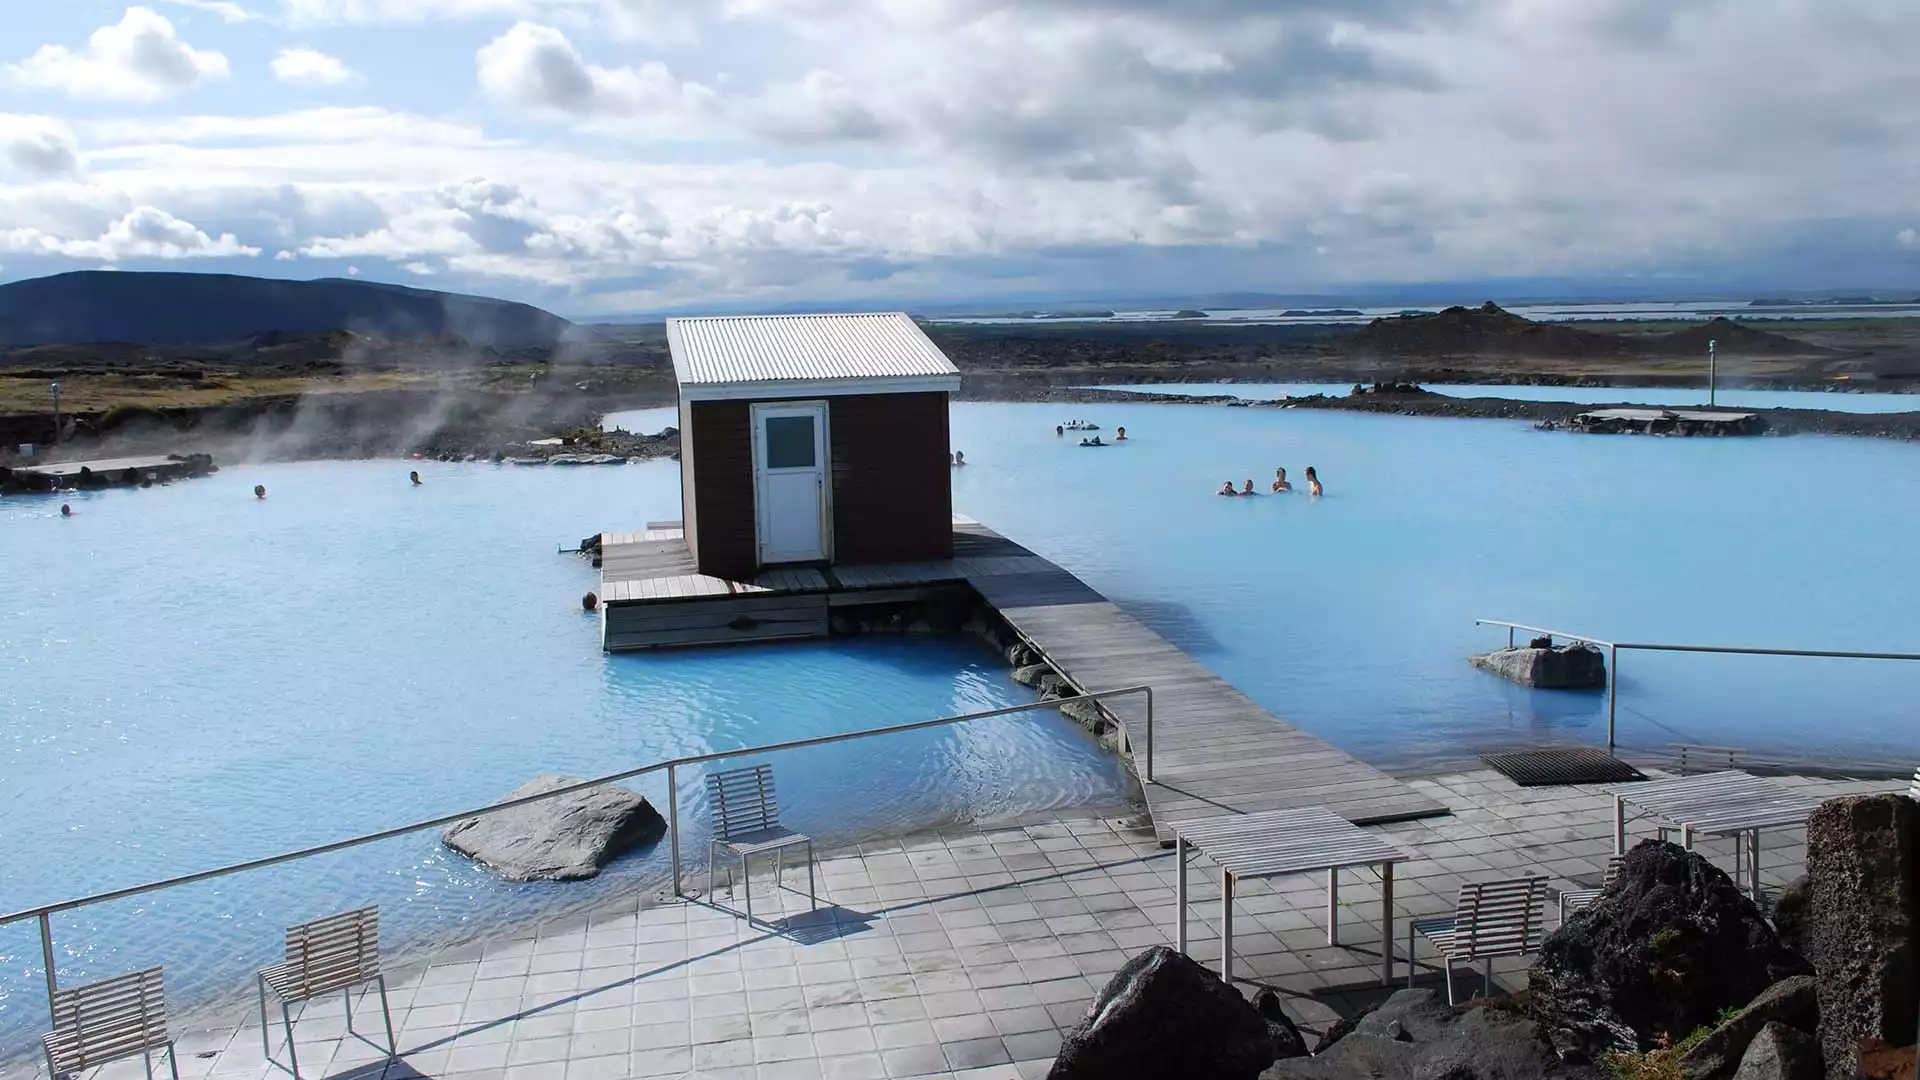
[42, 967, 179, 1080]
[257, 906, 395, 1080]
[707, 764, 815, 924]
[1407, 876, 1548, 1005]
[1908, 766, 1919, 802]
[1557, 856, 1624, 924]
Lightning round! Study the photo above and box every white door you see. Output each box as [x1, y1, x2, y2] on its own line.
[753, 401, 829, 564]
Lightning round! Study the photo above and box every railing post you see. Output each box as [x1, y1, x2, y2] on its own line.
[667, 764, 681, 899]
[1508, 625, 1515, 649]
[1144, 686, 1155, 783]
[1607, 645, 1619, 754]
[40, 911, 57, 1023]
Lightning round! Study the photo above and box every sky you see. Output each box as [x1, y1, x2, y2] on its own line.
[1, 0, 1918, 317]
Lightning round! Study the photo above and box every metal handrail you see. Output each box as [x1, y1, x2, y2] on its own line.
[1476, 618, 1920, 752]
[1, 684, 1152, 1026]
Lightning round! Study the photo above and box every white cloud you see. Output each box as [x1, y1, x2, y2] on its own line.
[6, 7, 229, 102]
[475, 22, 716, 121]
[0, 116, 83, 178]
[1900, 228, 1920, 251]
[160, 0, 263, 22]
[1, 206, 259, 260]
[271, 47, 359, 86]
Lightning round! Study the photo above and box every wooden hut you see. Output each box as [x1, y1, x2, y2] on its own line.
[668, 312, 961, 580]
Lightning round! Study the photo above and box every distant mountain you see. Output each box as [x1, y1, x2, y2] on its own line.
[1345, 303, 1824, 359]
[0, 271, 571, 348]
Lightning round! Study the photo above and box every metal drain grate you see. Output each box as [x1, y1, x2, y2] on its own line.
[1481, 747, 1645, 787]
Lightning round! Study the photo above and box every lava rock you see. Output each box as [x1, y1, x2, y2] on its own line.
[1049, 946, 1276, 1080]
[1799, 794, 1919, 1080]
[1681, 977, 1819, 1080]
[1263, 990, 1597, 1080]
[1528, 840, 1809, 1057]
[1469, 645, 1607, 689]
[1771, 876, 1810, 957]
[1255, 989, 1309, 1060]
[1011, 663, 1053, 689]
[1730, 1023, 1823, 1080]
[442, 774, 666, 882]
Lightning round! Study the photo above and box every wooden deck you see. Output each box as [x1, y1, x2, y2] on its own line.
[595, 516, 1446, 833]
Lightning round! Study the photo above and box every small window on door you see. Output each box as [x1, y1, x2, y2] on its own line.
[764, 415, 816, 469]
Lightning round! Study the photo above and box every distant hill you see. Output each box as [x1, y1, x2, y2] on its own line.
[0, 271, 571, 348]
[1344, 302, 1823, 359]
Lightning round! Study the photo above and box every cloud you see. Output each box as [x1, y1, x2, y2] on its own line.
[475, 22, 716, 120]
[1900, 228, 1920, 251]
[1, 206, 259, 260]
[160, 0, 263, 22]
[6, 7, 229, 102]
[0, 116, 82, 178]
[272, 47, 359, 86]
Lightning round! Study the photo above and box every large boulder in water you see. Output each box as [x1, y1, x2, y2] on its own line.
[1262, 989, 1599, 1080]
[1797, 793, 1918, 1080]
[1048, 946, 1275, 1080]
[1528, 840, 1808, 1058]
[1469, 644, 1607, 689]
[442, 774, 666, 882]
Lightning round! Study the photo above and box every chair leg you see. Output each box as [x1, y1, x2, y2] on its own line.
[806, 840, 816, 912]
[742, 853, 754, 925]
[1404, 924, 1415, 989]
[376, 974, 397, 1059]
[1482, 957, 1493, 1000]
[774, 847, 785, 896]
[167, 1040, 182, 1080]
[258, 975, 272, 1062]
[344, 986, 355, 1035]
[707, 841, 719, 898]
[143, 1043, 155, 1080]
[282, 1000, 302, 1080]
[1443, 958, 1456, 1007]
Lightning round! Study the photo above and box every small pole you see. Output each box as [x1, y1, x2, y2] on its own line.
[1143, 686, 1154, 783]
[1607, 645, 1619, 753]
[1707, 340, 1716, 407]
[50, 382, 61, 446]
[667, 764, 681, 898]
[40, 912, 58, 1022]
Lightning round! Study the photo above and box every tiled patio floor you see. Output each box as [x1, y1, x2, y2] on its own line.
[9, 769, 1902, 1080]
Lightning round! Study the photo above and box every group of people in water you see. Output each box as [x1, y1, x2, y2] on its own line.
[1220, 465, 1322, 497]
[1057, 423, 1127, 447]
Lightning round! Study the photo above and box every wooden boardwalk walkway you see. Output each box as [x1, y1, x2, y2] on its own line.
[596, 517, 1445, 833]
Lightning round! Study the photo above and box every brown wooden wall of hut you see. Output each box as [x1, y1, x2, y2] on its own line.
[828, 392, 953, 564]
[685, 399, 756, 579]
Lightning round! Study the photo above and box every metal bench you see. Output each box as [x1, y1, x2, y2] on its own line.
[707, 764, 815, 924]
[1407, 876, 1548, 1005]
[257, 906, 395, 1080]
[1557, 856, 1623, 924]
[41, 966, 179, 1080]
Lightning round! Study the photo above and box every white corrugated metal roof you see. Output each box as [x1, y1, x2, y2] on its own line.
[667, 312, 959, 388]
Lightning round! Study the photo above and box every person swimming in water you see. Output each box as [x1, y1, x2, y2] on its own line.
[1217, 480, 1237, 496]
[254, 484, 267, 499]
[952, 450, 966, 466]
[1241, 479, 1257, 495]
[1056, 425, 1064, 437]
[1115, 426, 1127, 441]
[60, 503, 72, 517]
[1271, 467, 1291, 493]
[410, 470, 422, 485]
[1305, 466, 1323, 496]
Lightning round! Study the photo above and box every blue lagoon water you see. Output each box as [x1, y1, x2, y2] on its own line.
[1092, 382, 1920, 413]
[0, 461, 1128, 1045]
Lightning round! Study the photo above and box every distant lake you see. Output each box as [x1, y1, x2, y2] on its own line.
[938, 300, 1920, 326]
[1088, 382, 1920, 414]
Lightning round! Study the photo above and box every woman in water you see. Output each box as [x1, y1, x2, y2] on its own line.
[1217, 480, 1238, 496]
[1271, 467, 1291, 493]
[1305, 466, 1323, 496]
[1115, 426, 1127, 441]
[1240, 479, 1258, 495]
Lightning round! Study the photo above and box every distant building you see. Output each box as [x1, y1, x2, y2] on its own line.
[668, 312, 961, 579]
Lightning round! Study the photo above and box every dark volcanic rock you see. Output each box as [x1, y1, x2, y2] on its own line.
[1255, 989, 1309, 1060]
[1469, 644, 1607, 689]
[442, 774, 667, 882]
[1682, 977, 1819, 1080]
[1730, 1022, 1823, 1080]
[1263, 990, 1598, 1080]
[1049, 946, 1275, 1080]
[1528, 840, 1809, 1057]
[1799, 794, 1919, 1080]
[1771, 875, 1811, 957]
